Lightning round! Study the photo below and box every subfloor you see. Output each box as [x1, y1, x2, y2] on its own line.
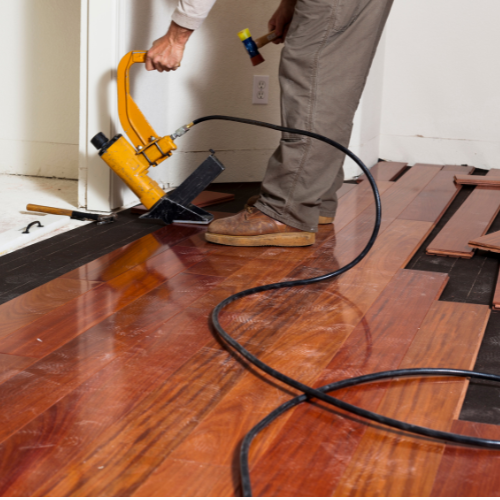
[0, 173, 499, 495]
[0, 174, 89, 254]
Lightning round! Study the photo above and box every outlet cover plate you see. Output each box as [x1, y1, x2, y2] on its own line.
[253, 75, 269, 105]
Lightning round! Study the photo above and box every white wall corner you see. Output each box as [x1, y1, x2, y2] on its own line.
[344, 31, 386, 180]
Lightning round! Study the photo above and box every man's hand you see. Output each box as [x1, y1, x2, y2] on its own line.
[268, 0, 297, 44]
[146, 21, 193, 72]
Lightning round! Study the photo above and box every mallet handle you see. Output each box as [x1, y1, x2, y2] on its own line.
[27, 204, 73, 217]
[255, 31, 277, 49]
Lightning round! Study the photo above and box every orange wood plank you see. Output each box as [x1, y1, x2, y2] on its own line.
[398, 166, 473, 223]
[335, 301, 490, 497]
[10, 256, 307, 496]
[0, 353, 36, 385]
[356, 161, 408, 183]
[442, 164, 475, 172]
[431, 420, 500, 496]
[0, 278, 101, 340]
[63, 225, 203, 282]
[427, 170, 500, 258]
[0, 246, 207, 358]
[249, 269, 448, 497]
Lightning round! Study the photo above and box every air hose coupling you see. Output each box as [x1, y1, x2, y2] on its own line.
[170, 122, 194, 141]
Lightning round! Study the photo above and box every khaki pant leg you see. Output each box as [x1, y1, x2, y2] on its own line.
[255, 0, 394, 232]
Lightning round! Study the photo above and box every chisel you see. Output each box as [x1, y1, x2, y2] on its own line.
[27, 204, 116, 225]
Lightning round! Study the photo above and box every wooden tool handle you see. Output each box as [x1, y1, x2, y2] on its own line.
[27, 204, 73, 217]
[255, 31, 277, 49]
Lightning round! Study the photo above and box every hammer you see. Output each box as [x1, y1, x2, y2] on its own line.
[238, 29, 277, 66]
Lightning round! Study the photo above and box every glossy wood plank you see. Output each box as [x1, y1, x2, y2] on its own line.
[249, 269, 448, 497]
[0, 354, 36, 385]
[359, 219, 433, 272]
[0, 278, 101, 340]
[0, 308, 222, 497]
[398, 166, 473, 223]
[333, 180, 393, 232]
[335, 301, 490, 497]
[17, 255, 307, 496]
[431, 420, 500, 496]
[63, 224, 203, 282]
[0, 274, 223, 460]
[0, 246, 207, 358]
[356, 161, 408, 183]
[427, 170, 500, 258]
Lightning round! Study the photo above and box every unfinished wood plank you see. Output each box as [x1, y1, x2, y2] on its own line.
[356, 161, 407, 183]
[454, 174, 500, 187]
[250, 269, 448, 497]
[427, 170, 500, 258]
[431, 420, 500, 496]
[442, 164, 475, 172]
[0, 278, 102, 339]
[468, 229, 500, 253]
[398, 166, 473, 223]
[335, 301, 490, 497]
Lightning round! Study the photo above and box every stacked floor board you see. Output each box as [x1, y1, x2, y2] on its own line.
[427, 168, 500, 258]
[0, 163, 497, 496]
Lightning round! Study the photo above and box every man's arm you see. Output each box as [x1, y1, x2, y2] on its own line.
[146, 0, 216, 72]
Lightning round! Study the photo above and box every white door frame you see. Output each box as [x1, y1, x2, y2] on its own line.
[79, 0, 121, 212]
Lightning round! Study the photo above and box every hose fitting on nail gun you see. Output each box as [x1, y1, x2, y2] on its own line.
[170, 123, 194, 141]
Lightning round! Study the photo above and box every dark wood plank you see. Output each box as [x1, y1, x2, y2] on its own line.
[431, 420, 500, 496]
[0, 246, 207, 358]
[249, 269, 448, 497]
[0, 278, 101, 339]
[427, 170, 500, 258]
[335, 301, 490, 497]
[356, 161, 408, 183]
[398, 166, 473, 223]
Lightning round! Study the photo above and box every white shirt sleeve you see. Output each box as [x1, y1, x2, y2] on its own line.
[172, 0, 217, 30]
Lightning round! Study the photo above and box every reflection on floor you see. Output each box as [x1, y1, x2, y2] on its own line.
[0, 164, 498, 496]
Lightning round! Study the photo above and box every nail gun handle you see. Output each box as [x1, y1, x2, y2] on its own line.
[117, 51, 159, 149]
[27, 204, 73, 217]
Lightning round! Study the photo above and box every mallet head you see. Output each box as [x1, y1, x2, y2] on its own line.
[238, 28, 265, 66]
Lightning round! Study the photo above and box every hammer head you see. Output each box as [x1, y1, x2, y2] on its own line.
[238, 28, 265, 66]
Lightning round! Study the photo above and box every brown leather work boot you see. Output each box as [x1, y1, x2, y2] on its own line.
[205, 207, 315, 247]
[246, 195, 334, 225]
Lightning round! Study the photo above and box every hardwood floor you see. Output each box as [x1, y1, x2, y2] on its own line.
[0, 164, 498, 496]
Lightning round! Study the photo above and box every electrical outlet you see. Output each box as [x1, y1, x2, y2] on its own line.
[253, 75, 269, 105]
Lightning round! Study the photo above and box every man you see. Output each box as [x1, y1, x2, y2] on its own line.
[146, 0, 394, 247]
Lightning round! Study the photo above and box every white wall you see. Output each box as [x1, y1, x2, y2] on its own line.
[380, 0, 500, 169]
[107, 0, 383, 209]
[0, 0, 80, 179]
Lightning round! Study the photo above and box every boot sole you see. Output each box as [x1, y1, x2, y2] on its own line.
[205, 232, 315, 247]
